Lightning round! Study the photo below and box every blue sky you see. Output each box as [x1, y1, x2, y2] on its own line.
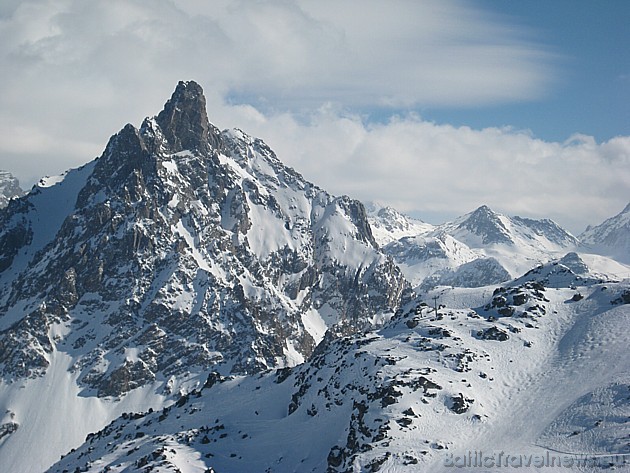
[221, 0, 629, 142]
[422, 0, 629, 142]
[0, 0, 627, 233]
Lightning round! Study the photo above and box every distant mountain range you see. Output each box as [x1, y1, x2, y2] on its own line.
[0, 82, 628, 472]
[366, 202, 629, 290]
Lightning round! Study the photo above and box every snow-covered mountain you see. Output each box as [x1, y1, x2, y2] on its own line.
[366, 203, 497, 289]
[48, 258, 630, 472]
[370, 204, 583, 290]
[2, 81, 629, 472]
[580, 202, 630, 263]
[364, 202, 434, 245]
[0, 171, 24, 208]
[0, 81, 408, 471]
[440, 205, 578, 249]
[435, 205, 580, 277]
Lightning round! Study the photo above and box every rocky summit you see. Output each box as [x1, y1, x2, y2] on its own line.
[0, 81, 409, 389]
[0, 81, 408, 471]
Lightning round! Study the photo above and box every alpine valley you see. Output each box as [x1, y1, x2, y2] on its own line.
[0, 82, 628, 473]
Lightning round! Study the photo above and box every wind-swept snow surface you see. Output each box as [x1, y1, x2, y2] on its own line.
[49, 262, 630, 472]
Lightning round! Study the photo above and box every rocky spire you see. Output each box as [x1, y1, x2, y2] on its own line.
[156, 80, 222, 153]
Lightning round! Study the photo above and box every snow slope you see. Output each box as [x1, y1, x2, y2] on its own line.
[0, 352, 168, 472]
[49, 262, 630, 472]
[580, 202, 630, 264]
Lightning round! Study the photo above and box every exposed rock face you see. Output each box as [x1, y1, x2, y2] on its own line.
[155, 80, 221, 153]
[0, 81, 409, 397]
[453, 205, 514, 245]
[0, 171, 24, 209]
[440, 205, 578, 249]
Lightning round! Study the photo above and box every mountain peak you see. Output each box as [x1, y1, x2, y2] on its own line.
[0, 170, 24, 208]
[457, 205, 513, 245]
[155, 80, 221, 153]
[471, 204, 494, 216]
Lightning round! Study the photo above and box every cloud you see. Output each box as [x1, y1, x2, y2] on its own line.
[0, 0, 626, 234]
[0, 0, 554, 146]
[215, 0, 557, 109]
[234, 110, 630, 235]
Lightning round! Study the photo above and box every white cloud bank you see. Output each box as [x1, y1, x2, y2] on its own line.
[237, 110, 630, 235]
[0, 0, 627, 234]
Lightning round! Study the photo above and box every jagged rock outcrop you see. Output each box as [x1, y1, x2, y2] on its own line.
[48, 264, 630, 472]
[0, 171, 24, 209]
[0, 81, 409, 397]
